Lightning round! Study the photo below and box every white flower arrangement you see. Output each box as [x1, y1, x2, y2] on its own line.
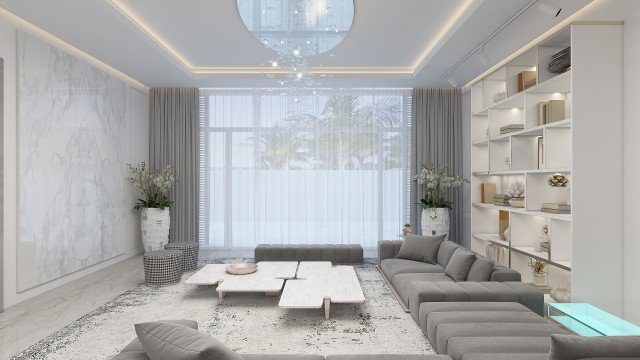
[127, 162, 177, 210]
[414, 163, 468, 210]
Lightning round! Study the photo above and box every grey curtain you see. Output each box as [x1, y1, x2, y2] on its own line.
[149, 88, 199, 243]
[411, 88, 463, 243]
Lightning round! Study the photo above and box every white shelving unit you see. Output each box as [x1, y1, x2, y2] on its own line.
[468, 23, 623, 314]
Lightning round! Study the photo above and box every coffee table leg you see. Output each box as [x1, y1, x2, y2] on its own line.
[218, 291, 225, 300]
[324, 298, 331, 319]
[265, 291, 280, 297]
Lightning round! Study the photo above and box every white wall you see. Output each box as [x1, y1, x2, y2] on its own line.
[1, 12, 149, 309]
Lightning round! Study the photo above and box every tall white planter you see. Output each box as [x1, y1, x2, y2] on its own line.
[421, 208, 450, 239]
[141, 208, 170, 253]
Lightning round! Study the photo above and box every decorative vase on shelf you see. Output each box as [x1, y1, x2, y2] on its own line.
[141, 208, 171, 252]
[421, 208, 450, 239]
[532, 272, 548, 287]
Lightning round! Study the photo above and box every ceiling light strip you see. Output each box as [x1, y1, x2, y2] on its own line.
[463, 0, 610, 90]
[0, 6, 148, 93]
[438, 0, 538, 82]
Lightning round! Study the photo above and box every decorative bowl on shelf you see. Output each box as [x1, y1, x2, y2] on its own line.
[226, 263, 257, 275]
[509, 198, 525, 208]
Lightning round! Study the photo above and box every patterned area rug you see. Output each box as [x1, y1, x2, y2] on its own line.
[11, 259, 434, 360]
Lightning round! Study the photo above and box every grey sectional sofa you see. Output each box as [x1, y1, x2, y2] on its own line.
[378, 239, 543, 317]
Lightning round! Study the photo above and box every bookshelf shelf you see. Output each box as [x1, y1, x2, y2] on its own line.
[468, 23, 623, 312]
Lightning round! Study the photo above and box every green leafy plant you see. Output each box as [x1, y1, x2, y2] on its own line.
[126, 162, 177, 210]
[414, 163, 468, 210]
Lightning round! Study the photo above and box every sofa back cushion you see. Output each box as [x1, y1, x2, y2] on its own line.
[444, 248, 477, 281]
[549, 334, 640, 360]
[396, 234, 447, 264]
[466, 257, 495, 281]
[437, 240, 462, 267]
[135, 321, 244, 360]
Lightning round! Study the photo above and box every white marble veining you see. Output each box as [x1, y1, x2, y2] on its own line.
[279, 262, 365, 310]
[16, 32, 128, 291]
[186, 261, 299, 294]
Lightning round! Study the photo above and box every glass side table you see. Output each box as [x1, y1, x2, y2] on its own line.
[548, 303, 640, 336]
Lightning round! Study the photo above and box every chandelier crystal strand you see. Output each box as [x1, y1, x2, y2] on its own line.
[237, 0, 354, 91]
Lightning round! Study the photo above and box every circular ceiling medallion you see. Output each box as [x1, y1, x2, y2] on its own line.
[237, 0, 355, 57]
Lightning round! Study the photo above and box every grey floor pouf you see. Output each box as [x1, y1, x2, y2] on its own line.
[164, 241, 199, 272]
[143, 250, 184, 287]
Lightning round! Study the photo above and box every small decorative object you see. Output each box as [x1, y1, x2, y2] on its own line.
[226, 263, 257, 275]
[486, 243, 506, 263]
[504, 156, 511, 168]
[537, 137, 544, 169]
[548, 173, 569, 205]
[499, 123, 525, 135]
[508, 180, 525, 208]
[550, 287, 572, 303]
[535, 225, 551, 253]
[493, 91, 507, 103]
[402, 224, 412, 236]
[415, 163, 468, 238]
[127, 162, 178, 252]
[499, 211, 509, 240]
[528, 258, 548, 286]
[493, 194, 510, 206]
[503, 226, 511, 242]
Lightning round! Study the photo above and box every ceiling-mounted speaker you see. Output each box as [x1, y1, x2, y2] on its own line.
[537, 1, 562, 17]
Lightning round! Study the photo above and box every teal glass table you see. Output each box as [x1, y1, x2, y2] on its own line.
[548, 303, 640, 336]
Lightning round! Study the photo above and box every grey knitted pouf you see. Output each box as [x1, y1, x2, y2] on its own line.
[143, 250, 184, 287]
[164, 241, 199, 272]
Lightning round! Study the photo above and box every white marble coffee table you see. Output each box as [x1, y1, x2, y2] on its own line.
[279, 261, 365, 319]
[185, 261, 298, 299]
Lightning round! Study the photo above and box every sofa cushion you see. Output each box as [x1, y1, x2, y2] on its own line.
[466, 258, 494, 282]
[391, 273, 454, 304]
[447, 337, 552, 360]
[135, 321, 244, 360]
[396, 234, 447, 264]
[549, 334, 640, 360]
[422, 311, 548, 346]
[121, 320, 198, 355]
[437, 241, 463, 267]
[436, 322, 567, 354]
[381, 258, 445, 278]
[444, 249, 476, 281]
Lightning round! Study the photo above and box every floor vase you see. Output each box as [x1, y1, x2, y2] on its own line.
[421, 208, 450, 239]
[141, 208, 170, 252]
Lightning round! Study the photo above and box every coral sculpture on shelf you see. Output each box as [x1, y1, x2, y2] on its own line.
[508, 181, 525, 199]
[548, 173, 569, 187]
[528, 258, 547, 274]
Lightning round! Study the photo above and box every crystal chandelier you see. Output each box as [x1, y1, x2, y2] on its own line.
[237, 0, 354, 92]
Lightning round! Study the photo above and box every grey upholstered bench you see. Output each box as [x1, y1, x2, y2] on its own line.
[254, 244, 363, 264]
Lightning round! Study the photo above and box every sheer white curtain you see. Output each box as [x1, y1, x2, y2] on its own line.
[200, 88, 411, 248]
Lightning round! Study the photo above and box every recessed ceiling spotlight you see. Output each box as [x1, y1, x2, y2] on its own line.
[270, 61, 278, 68]
[537, 1, 562, 17]
[296, 72, 303, 79]
[476, 47, 489, 65]
[293, 49, 300, 56]
[447, 73, 458, 87]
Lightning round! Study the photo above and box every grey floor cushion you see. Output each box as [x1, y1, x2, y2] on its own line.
[548, 334, 640, 360]
[135, 321, 244, 360]
[391, 273, 454, 304]
[444, 248, 477, 281]
[396, 234, 447, 264]
[380, 258, 446, 277]
[423, 311, 548, 345]
[120, 320, 198, 355]
[447, 336, 552, 360]
[435, 322, 568, 354]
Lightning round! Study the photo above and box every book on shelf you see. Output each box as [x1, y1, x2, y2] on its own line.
[541, 207, 571, 214]
[517, 71, 537, 92]
[542, 203, 571, 210]
[499, 124, 525, 134]
[538, 99, 566, 125]
[493, 194, 510, 200]
[481, 183, 497, 204]
[538, 102, 547, 125]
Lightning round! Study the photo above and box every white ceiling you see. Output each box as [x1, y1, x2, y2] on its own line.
[0, 0, 592, 88]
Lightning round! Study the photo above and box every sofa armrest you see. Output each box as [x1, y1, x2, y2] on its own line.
[490, 265, 521, 282]
[378, 240, 403, 264]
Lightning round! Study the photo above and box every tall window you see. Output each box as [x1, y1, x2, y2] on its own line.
[199, 89, 411, 248]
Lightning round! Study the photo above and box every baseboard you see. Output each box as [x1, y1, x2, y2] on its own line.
[376, 265, 410, 313]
